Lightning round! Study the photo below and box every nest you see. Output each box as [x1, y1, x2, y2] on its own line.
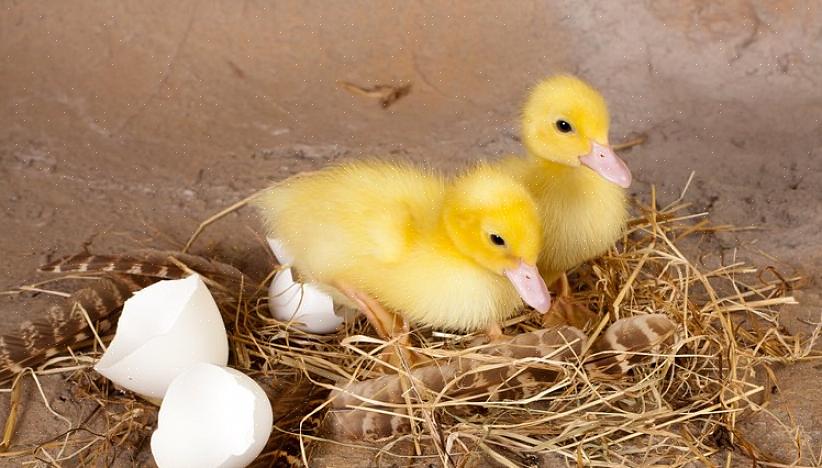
[1, 186, 818, 467]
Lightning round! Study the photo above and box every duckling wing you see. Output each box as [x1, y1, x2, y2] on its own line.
[358, 205, 414, 263]
[256, 162, 443, 277]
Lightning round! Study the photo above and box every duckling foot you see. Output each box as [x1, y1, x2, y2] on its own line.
[485, 322, 508, 342]
[541, 273, 598, 330]
[333, 282, 426, 370]
[464, 323, 512, 347]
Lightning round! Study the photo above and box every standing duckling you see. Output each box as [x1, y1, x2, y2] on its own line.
[498, 75, 632, 323]
[255, 161, 551, 351]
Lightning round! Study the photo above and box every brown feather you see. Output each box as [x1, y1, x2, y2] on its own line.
[327, 326, 586, 441]
[2, 249, 256, 384]
[39, 249, 255, 294]
[585, 314, 676, 378]
[327, 315, 676, 441]
[0, 274, 154, 383]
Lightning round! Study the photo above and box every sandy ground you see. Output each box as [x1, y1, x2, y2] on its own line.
[1, 1, 820, 466]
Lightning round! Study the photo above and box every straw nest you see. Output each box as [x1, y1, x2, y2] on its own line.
[1, 186, 818, 467]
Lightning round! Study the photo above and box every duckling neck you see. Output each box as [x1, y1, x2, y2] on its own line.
[530, 156, 613, 194]
[525, 154, 628, 276]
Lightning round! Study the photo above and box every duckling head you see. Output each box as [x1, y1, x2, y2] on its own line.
[521, 74, 632, 188]
[443, 166, 551, 313]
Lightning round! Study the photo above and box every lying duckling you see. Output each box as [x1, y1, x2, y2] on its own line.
[255, 161, 551, 349]
[498, 75, 632, 325]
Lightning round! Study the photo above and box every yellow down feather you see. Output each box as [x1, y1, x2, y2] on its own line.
[498, 75, 628, 284]
[255, 161, 542, 332]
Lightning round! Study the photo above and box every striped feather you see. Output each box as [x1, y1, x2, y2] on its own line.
[327, 315, 676, 441]
[40, 253, 187, 278]
[328, 326, 587, 440]
[585, 314, 676, 378]
[39, 250, 253, 290]
[0, 274, 153, 383]
[2, 249, 256, 384]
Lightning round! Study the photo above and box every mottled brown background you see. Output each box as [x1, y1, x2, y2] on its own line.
[1, 1, 820, 466]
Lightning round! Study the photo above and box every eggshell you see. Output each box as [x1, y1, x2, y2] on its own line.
[266, 237, 295, 266]
[95, 274, 228, 399]
[150, 363, 273, 468]
[268, 267, 344, 334]
[265, 236, 349, 334]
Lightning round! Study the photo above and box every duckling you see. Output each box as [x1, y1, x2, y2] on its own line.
[497, 75, 632, 325]
[254, 161, 551, 350]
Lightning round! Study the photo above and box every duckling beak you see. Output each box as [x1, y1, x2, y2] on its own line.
[579, 142, 632, 188]
[504, 261, 551, 314]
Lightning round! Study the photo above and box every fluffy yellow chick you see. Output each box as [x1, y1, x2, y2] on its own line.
[498, 75, 632, 321]
[255, 161, 551, 344]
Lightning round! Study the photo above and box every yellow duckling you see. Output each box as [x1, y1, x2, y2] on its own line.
[255, 161, 551, 345]
[498, 75, 632, 322]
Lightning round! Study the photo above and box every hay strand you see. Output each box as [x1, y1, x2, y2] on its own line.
[1, 187, 818, 467]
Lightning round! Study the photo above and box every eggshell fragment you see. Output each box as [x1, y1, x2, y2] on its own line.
[268, 267, 345, 334]
[266, 237, 348, 334]
[95, 274, 228, 399]
[266, 237, 295, 266]
[150, 363, 273, 468]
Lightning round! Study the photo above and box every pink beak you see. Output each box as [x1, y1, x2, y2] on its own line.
[504, 260, 551, 314]
[579, 142, 632, 188]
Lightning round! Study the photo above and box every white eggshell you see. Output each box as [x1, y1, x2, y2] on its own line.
[150, 363, 273, 468]
[95, 274, 228, 399]
[266, 237, 295, 266]
[268, 267, 343, 334]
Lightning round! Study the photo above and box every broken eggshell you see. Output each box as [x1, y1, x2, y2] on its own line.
[95, 274, 229, 400]
[151, 363, 273, 468]
[268, 267, 345, 334]
[266, 237, 295, 266]
[266, 237, 348, 334]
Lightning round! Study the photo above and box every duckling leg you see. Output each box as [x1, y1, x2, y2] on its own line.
[485, 322, 505, 342]
[357, 295, 425, 368]
[334, 283, 393, 337]
[542, 273, 598, 330]
[333, 282, 422, 368]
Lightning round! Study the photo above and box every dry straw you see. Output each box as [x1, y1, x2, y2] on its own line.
[1, 184, 819, 467]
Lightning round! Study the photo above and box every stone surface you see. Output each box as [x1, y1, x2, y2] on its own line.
[1, 1, 820, 466]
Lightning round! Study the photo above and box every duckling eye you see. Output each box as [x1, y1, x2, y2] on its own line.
[555, 119, 573, 133]
[489, 234, 506, 247]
